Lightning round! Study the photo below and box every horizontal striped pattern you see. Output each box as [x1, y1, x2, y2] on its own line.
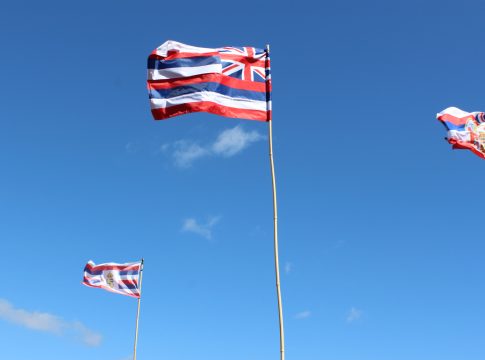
[147, 40, 271, 121]
[82, 260, 142, 298]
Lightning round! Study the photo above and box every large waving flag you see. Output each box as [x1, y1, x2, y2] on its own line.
[437, 107, 485, 159]
[147, 40, 271, 121]
[82, 260, 142, 298]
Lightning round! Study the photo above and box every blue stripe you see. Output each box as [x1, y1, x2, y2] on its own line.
[148, 56, 220, 70]
[441, 121, 466, 131]
[118, 282, 138, 290]
[84, 268, 102, 275]
[120, 270, 138, 276]
[84, 268, 139, 276]
[149, 82, 266, 102]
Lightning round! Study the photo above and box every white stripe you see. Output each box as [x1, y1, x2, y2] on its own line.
[150, 91, 267, 111]
[148, 64, 222, 80]
[87, 260, 140, 268]
[448, 130, 471, 142]
[437, 107, 471, 118]
[155, 40, 216, 57]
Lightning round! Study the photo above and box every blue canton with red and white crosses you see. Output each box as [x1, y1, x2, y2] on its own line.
[218, 47, 267, 82]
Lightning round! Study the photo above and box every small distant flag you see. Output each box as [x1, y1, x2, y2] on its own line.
[147, 40, 271, 121]
[82, 260, 142, 298]
[437, 106, 485, 159]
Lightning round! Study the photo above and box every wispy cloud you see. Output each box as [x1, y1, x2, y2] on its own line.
[0, 298, 102, 346]
[182, 216, 221, 239]
[164, 126, 264, 168]
[211, 126, 264, 157]
[285, 262, 293, 274]
[294, 310, 311, 319]
[125, 142, 138, 154]
[346, 307, 362, 323]
[172, 140, 210, 168]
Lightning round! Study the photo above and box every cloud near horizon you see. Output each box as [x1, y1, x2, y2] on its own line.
[164, 125, 264, 168]
[182, 216, 221, 239]
[0, 298, 102, 346]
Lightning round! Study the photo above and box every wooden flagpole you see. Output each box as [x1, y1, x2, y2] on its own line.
[133, 258, 144, 360]
[266, 44, 285, 360]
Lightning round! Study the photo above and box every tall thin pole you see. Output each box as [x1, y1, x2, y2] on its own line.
[266, 44, 285, 360]
[133, 258, 144, 360]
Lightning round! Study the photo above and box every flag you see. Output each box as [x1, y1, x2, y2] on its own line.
[82, 260, 142, 298]
[437, 107, 485, 159]
[147, 40, 271, 121]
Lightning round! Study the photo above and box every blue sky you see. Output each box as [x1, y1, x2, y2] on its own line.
[2, 0, 485, 359]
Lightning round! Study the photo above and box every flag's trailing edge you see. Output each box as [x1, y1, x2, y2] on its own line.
[437, 107, 485, 159]
[147, 40, 271, 121]
[82, 260, 142, 298]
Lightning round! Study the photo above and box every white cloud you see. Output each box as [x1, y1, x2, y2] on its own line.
[125, 142, 137, 154]
[211, 126, 264, 157]
[165, 126, 264, 168]
[173, 140, 210, 168]
[294, 310, 311, 319]
[182, 216, 221, 239]
[285, 262, 292, 274]
[346, 307, 362, 323]
[0, 298, 102, 347]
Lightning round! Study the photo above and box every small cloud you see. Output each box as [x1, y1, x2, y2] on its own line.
[0, 298, 102, 347]
[294, 310, 311, 319]
[346, 307, 362, 323]
[211, 126, 264, 157]
[285, 262, 292, 274]
[173, 140, 210, 168]
[182, 216, 221, 239]
[125, 142, 138, 154]
[164, 126, 264, 168]
[159, 143, 171, 153]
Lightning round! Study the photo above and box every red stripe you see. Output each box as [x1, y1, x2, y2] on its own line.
[148, 73, 270, 92]
[86, 263, 140, 272]
[438, 113, 474, 126]
[448, 138, 485, 159]
[120, 279, 138, 286]
[82, 279, 141, 298]
[149, 51, 219, 60]
[151, 102, 270, 121]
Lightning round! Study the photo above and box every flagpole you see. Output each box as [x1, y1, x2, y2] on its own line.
[133, 258, 144, 360]
[266, 44, 285, 360]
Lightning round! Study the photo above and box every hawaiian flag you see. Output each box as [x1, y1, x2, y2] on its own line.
[147, 40, 271, 121]
[437, 107, 485, 159]
[82, 260, 142, 298]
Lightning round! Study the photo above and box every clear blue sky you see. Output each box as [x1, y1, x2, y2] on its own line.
[2, 1, 485, 359]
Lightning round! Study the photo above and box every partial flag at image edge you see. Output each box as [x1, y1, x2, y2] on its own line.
[437, 106, 485, 159]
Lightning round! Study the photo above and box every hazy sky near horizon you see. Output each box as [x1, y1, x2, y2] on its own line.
[2, 1, 485, 359]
